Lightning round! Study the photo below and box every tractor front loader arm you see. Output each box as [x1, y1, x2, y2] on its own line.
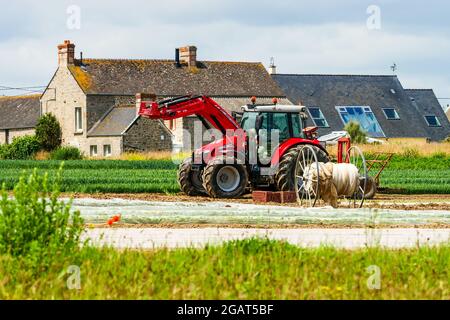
[138, 95, 240, 134]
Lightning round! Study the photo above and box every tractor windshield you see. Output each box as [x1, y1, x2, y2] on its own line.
[259, 112, 304, 141]
[241, 112, 304, 139]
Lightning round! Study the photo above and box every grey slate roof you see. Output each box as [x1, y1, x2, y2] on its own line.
[405, 89, 450, 141]
[88, 105, 137, 137]
[0, 95, 41, 130]
[70, 59, 286, 97]
[272, 74, 430, 139]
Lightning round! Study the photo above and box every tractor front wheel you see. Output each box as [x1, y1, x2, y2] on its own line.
[178, 157, 206, 196]
[202, 157, 248, 198]
[275, 145, 329, 191]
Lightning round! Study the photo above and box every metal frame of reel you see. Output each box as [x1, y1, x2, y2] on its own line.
[294, 145, 368, 208]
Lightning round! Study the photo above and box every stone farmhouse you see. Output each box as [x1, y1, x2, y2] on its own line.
[38, 40, 289, 157]
[0, 95, 41, 144]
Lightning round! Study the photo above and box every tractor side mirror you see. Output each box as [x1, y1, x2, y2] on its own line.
[231, 112, 243, 124]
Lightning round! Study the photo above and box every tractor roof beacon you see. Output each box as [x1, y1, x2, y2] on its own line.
[139, 95, 329, 199]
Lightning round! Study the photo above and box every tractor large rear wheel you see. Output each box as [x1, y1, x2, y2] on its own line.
[275, 145, 329, 191]
[178, 157, 206, 196]
[202, 157, 248, 198]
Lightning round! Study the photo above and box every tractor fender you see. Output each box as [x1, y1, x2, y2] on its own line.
[270, 138, 328, 168]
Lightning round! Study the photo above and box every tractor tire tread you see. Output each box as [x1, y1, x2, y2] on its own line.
[202, 157, 248, 198]
[177, 158, 204, 196]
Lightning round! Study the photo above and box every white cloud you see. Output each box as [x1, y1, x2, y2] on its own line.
[0, 0, 449, 100]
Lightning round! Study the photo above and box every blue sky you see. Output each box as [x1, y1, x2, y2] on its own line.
[1, 0, 449, 109]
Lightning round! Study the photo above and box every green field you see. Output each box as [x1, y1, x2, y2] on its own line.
[0, 160, 179, 193]
[0, 239, 448, 299]
[0, 155, 448, 194]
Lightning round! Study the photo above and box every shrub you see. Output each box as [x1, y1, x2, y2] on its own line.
[0, 166, 84, 262]
[0, 135, 41, 160]
[35, 113, 62, 151]
[344, 121, 367, 144]
[50, 146, 83, 160]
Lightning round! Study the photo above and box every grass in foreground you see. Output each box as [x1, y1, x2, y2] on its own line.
[0, 239, 448, 300]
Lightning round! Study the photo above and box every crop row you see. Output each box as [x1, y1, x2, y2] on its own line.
[0, 158, 448, 194]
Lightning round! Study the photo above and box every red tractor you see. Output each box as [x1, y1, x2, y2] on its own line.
[139, 95, 329, 199]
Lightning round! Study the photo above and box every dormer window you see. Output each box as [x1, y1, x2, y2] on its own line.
[336, 106, 385, 137]
[308, 107, 329, 127]
[424, 115, 441, 127]
[382, 108, 400, 120]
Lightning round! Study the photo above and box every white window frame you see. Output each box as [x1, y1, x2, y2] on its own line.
[75, 107, 83, 133]
[103, 144, 112, 157]
[382, 108, 400, 120]
[307, 107, 329, 128]
[90, 145, 98, 157]
[424, 115, 441, 127]
[335, 106, 386, 137]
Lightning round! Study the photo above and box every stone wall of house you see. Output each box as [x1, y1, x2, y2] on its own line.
[40, 67, 87, 146]
[164, 118, 184, 148]
[0, 130, 6, 144]
[40, 68, 132, 157]
[0, 128, 36, 145]
[123, 117, 172, 152]
[181, 116, 210, 152]
[86, 95, 135, 131]
[80, 136, 123, 158]
[9, 128, 36, 142]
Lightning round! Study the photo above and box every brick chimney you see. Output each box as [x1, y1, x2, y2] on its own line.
[136, 93, 156, 116]
[179, 45, 197, 67]
[58, 40, 75, 67]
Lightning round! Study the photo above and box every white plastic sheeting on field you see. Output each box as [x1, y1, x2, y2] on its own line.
[70, 198, 450, 226]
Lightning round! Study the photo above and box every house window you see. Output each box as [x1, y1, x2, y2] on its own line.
[75, 107, 83, 132]
[382, 108, 400, 120]
[424, 115, 441, 127]
[308, 107, 329, 127]
[336, 106, 385, 137]
[103, 144, 112, 157]
[90, 145, 98, 157]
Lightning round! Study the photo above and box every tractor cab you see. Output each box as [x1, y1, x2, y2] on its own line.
[237, 103, 312, 162]
[239, 104, 308, 139]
